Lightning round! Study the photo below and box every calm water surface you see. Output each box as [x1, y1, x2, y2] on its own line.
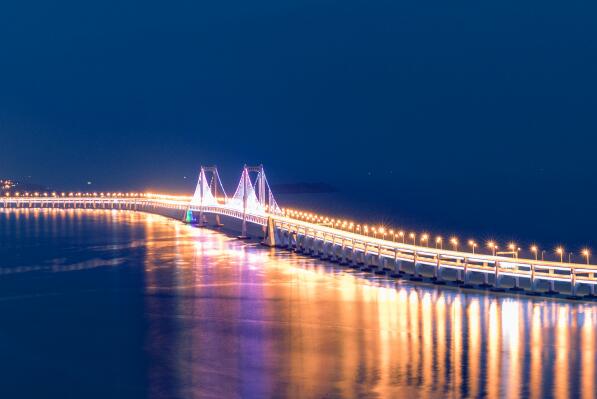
[0, 209, 596, 399]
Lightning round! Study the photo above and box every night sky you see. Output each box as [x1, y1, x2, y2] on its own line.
[1, 0, 596, 248]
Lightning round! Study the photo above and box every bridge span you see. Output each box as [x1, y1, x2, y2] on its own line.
[2, 164, 596, 300]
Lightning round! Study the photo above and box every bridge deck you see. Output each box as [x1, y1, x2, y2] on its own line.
[2, 195, 596, 296]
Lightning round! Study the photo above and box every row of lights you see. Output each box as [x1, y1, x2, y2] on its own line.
[4, 192, 145, 197]
[282, 208, 591, 265]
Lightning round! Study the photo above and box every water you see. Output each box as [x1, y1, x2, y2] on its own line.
[0, 209, 596, 399]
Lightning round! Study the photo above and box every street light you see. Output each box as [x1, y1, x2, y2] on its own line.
[530, 245, 538, 261]
[582, 249, 591, 265]
[508, 243, 519, 259]
[487, 241, 496, 256]
[468, 240, 477, 254]
[399, 231, 405, 243]
[450, 237, 458, 251]
[409, 232, 416, 245]
[556, 247, 564, 263]
[421, 233, 429, 247]
[436, 236, 443, 249]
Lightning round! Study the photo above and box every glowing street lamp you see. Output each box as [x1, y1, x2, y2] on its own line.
[399, 231, 405, 243]
[530, 245, 538, 261]
[508, 243, 519, 259]
[421, 233, 429, 247]
[409, 232, 416, 245]
[582, 249, 591, 265]
[468, 240, 477, 254]
[556, 247, 564, 263]
[487, 241, 496, 256]
[379, 227, 386, 241]
[450, 237, 458, 251]
[436, 236, 443, 250]
[389, 229, 395, 242]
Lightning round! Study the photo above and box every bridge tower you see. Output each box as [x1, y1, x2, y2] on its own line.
[191, 165, 227, 226]
[232, 164, 282, 238]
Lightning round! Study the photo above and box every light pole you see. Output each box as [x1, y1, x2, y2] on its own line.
[556, 247, 564, 263]
[582, 249, 591, 265]
[531, 245, 538, 261]
[487, 241, 496, 256]
[508, 243, 519, 259]
[399, 231, 405, 243]
[468, 240, 477, 254]
[410, 232, 416, 245]
[436, 236, 443, 250]
[421, 233, 429, 247]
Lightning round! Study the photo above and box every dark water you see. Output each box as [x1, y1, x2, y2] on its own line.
[1, 209, 596, 399]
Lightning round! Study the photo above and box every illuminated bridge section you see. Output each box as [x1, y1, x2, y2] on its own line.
[1, 164, 596, 299]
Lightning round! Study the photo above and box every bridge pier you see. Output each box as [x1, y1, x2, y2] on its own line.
[328, 242, 340, 263]
[411, 252, 423, 280]
[295, 234, 305, 253]
[349, 248, 360, 267]
[510, 275, 523, 292]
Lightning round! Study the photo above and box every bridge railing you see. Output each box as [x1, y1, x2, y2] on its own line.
[272, 216, 597, 286]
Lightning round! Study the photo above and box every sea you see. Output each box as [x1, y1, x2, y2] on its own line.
[0, 208, 595, 399]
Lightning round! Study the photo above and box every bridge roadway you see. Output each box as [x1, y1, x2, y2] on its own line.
[2, 194, 597, 299]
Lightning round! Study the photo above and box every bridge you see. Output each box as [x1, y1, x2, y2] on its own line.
[2, 164, 597, 299]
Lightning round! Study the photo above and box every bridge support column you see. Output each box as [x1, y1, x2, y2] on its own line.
[413, 252, 421, 278]
[339, 239, 347, 265]
[390, 249, 403, 277]
[528, 264, 538, 292]
[547, 277, 557, 295]
[510, 275, 523, 292]
[433, 255, 445, 284]
[215, 214, 223, 227]
[320, 241, 330, 260]
[349, 247, 358, 267]
[460, 258, 472, 287]
[490, 262, 505, 291]
[306, 237, 316, 256]
[263, 217, 276, 247]
[570, 271, 579, 298]
[328, 241, 339, 263]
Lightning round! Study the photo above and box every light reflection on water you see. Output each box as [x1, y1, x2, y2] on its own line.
[0, 209, 596, 399]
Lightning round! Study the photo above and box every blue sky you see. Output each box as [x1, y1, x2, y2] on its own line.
[1, 0, 596, 246]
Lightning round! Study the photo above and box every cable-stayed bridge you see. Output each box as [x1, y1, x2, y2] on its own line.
[2, 164, 597, 300]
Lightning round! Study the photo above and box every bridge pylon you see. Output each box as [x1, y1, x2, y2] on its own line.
[231, 164, 282, 238]
[191, 165, 227, 227]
